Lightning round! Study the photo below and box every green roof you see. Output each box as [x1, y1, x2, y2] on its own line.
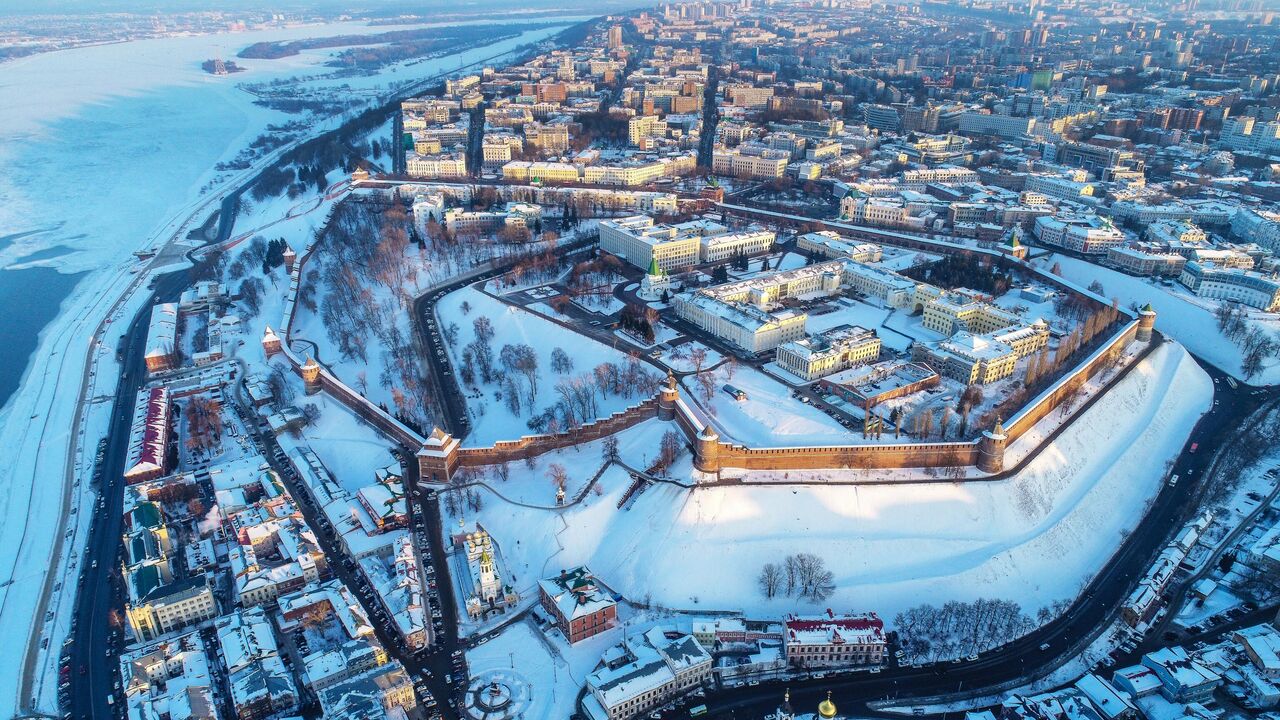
[131, 501, 162, 529]
[131, 564, 162, 600]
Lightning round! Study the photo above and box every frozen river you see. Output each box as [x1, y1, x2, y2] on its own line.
[0, 16, 580, 410]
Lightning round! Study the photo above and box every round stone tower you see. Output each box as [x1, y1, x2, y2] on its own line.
[658, 371, 680, 421]
[977, 417, 1008, 474]
[694, 424, 721, 474]
[1136, 303, 1156, 343]
[300, 355, 322, 395]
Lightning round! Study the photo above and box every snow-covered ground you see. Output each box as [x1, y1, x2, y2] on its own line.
[686, 365, 853, 446]
[1033, 254, 1280, 384]
[0, 18, 583, 717]
[443, 343, 1209, 627]
[278, 392, 397, 495]
[437, 285, 658, 447]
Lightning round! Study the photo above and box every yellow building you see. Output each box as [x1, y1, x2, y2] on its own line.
[921, 291, 1020, 336]
[126, 577, 218, 642]
[775, 325, 882, 381]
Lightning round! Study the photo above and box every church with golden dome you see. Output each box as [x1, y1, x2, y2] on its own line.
[769, 688, 842, 720]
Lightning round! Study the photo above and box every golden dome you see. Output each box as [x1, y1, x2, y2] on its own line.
[818, 691, 838, 719]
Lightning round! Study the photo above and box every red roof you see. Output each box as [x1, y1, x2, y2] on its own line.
[784, 614, 883, 633]
[125, 386, 170, 478]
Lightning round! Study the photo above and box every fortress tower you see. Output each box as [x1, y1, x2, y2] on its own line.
[1136, 303, 1156, 343]
[261, 326, 282, 356]
[658, 371, 680, 420]
[694, 424, 721, 474]
[977, 417, 1008, 474]
[299, 355, 321, 395]
[417, 427, 461, 484]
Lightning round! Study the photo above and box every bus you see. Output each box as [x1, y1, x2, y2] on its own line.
[689, 705, 709, 717]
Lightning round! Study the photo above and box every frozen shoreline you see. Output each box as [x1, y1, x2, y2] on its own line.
[0, 17, 585, 716]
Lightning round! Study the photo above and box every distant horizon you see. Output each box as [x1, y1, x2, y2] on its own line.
[0, 0, 627, 15]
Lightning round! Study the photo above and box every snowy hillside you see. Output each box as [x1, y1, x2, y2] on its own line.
[446, 342, 1210, 625]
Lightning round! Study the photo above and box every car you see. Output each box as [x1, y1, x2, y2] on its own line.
[966, 654, 978, 661]
[1039, 642, 1051, 651]
[870, 667, 882, 674]
[444, 674, 452, 684]
[748, 680, 759, 686]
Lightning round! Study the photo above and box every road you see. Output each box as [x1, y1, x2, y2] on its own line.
[51, 26, 597, 719]
[244, 414, 469, 719]
[65, 268, 195, 720]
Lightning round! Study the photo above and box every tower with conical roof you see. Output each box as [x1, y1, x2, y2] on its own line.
[300, 355, 321, 394]
[639, 255, 672, 301]
[417, 427, 461, 484]
[658, 370, 680, 420]
[1136, 303, 1156, 342]
[262, 326, 282, 356]
[694, 424, 720, 474]
[977, 416, 1007, 473]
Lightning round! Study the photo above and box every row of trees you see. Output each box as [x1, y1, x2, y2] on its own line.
[309, 201, 437, 428]
[894, 598, 1066, 662]
[565, 255, 626, 310]
[1215, 303, 1280, 379]
[757, 554, 837, 601]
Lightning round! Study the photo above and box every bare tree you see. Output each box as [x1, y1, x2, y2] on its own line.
[551, 347, 574, 374]
[688, 346, 709, 375]
[656, 430, 683, 474]
[758, 563, 784, 599]
[546, 462, 569, 490]
[602, 435, 620, 463]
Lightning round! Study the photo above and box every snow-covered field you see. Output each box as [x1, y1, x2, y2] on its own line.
[1034, 254, 1280, 384]
[0, 18, 582, 717]
[446, 343, 1209, 625]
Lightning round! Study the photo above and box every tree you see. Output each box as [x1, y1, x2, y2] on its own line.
[499, 343, 540, 404]
[783, 555, 800, 596]
[473, 316, 495, 345]
[547, 463, 569, 490]
[696, 371, 716, 402]
[758, 563, 784, 599]
[656, 430, 683, 474]
[551, 347, 574, 374]
[688, 347, 709, 375]
[602, 436, 620, 463]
